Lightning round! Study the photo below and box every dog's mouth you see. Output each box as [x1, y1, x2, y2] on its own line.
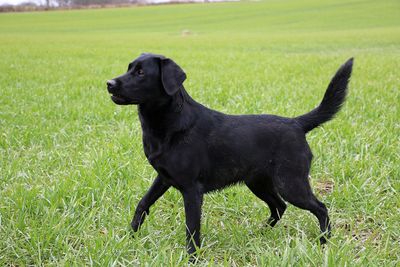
[111, 93, 125, 103]
[110, 93, 138, 105]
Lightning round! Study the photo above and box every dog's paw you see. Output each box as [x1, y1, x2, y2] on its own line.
[130, 209, 149, 232]
[319, 229, 331, 245]
[127, 224, 138, 239]
[130, 219, 141, 233]
[319, 233, 331, 245]
[266, 217, 279, 228]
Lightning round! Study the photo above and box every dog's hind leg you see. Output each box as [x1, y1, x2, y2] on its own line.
[274, 158, 331, 244]
[131, 175, 170, 232]
[245, 177, 287, 227]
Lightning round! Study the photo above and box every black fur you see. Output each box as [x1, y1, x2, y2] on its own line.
[107, 54, 353, 256]
[295, 58, 353, 133]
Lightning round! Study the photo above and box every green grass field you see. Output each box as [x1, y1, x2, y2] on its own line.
[0, 0, 399, 265]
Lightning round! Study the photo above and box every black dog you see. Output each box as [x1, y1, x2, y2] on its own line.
[107, 53, 353, 255]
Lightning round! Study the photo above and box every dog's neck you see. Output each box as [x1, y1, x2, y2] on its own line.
[138, 86, 197, 136]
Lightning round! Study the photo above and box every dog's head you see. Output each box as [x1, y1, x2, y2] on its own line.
[107, 53, 186, 105]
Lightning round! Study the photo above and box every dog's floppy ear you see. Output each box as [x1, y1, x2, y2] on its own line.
[160, 58, 186, 96]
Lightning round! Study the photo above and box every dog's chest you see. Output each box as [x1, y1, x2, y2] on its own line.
[142, 135, 165, 166]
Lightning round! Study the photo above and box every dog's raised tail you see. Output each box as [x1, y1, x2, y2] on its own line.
[295, 58, 354, 133]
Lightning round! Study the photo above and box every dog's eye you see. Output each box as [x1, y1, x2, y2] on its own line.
[137, 69, 144, 76]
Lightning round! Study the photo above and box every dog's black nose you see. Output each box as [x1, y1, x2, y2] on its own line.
[107, 79, 117, 88]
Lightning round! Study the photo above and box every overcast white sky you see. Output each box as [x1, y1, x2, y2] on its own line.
[0, 0, 172, 5]
[0, 0, 43, 5]
[0, 0, 228, 6]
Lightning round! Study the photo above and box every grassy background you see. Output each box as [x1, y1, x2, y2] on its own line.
[0, 0, 399, 265]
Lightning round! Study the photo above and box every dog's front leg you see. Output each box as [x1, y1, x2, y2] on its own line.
[131, 175, 170, 232]
[182, 186, 203, 256]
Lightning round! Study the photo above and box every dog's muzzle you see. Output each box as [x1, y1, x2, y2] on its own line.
[107, 79, 117, 93]
[106, 79, 136, 105]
